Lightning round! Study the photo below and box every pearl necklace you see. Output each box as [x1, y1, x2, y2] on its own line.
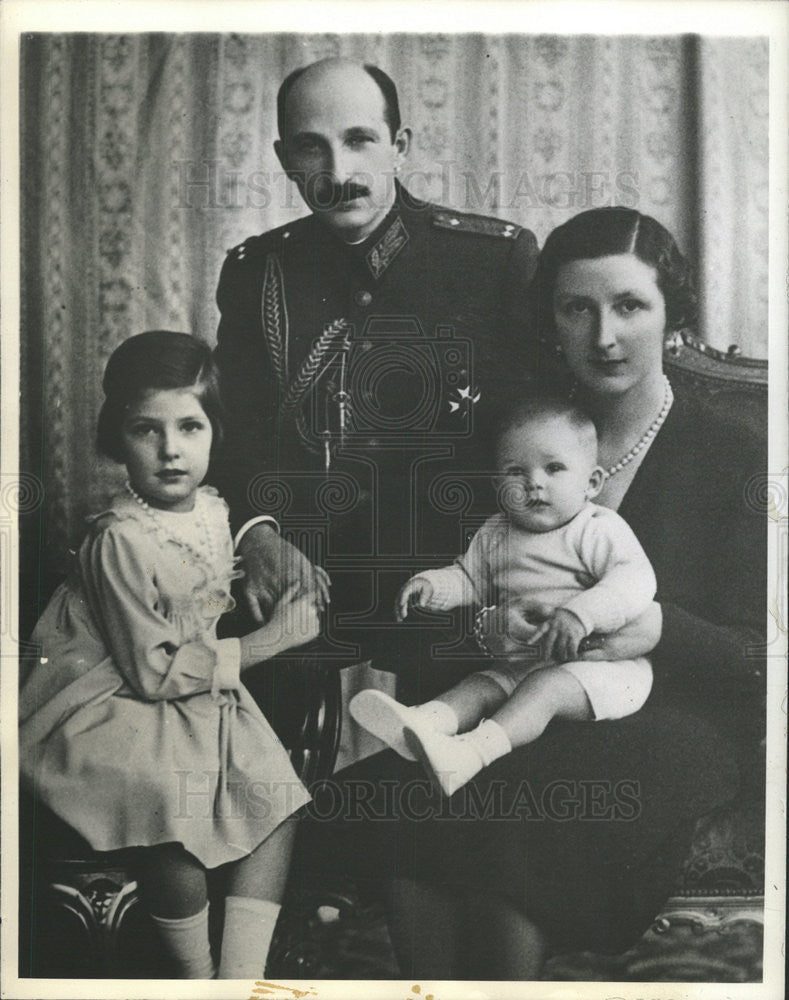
[124, 481, 217, 568]
[602, 376, 673, 480]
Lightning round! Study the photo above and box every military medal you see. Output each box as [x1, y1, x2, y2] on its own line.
[277, 315, 351, 472]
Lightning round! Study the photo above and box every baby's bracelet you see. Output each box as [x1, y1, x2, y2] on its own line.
[473, 605, 498, 657]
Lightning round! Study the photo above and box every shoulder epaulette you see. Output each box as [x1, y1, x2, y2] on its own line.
[226, 216, 314, 259]
[431, 208, 522, 240]
[225, 236, 258, 261]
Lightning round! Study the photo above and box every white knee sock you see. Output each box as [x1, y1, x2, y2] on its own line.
[150, 902, 215, 979]
[465, 717, 512, 765]
[217, 895, 282, 980]
[413, 700, 459, 734]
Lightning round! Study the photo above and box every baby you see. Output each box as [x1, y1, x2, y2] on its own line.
[351, 394, 657, 796]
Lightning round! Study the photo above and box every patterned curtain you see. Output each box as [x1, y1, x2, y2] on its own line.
[20, 33, 769, 567]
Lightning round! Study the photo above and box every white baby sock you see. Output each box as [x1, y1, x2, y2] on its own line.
[150, 902, 215, 979]
[465, 718, 512, 765]
[217, 895, 282, 980]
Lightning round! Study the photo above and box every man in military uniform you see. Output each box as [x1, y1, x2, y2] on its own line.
[212, 58, 539, 706]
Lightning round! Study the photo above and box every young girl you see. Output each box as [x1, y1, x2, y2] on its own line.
[19, 331, 320, 980]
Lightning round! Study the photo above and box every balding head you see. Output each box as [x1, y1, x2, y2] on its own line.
[274, 58, 411, 242]
[278, 59, 401, 141]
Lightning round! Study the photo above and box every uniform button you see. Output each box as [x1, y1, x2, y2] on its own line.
[355, 290, 373, 307]
[360, 340, 372, 352]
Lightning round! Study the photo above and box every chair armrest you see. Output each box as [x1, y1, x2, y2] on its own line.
[290, 659, 343, 785]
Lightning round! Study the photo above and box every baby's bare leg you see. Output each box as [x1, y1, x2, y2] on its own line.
[491, 665, 593, 749]
[405, 666, 593, 799]
[435, 672, 510, 732]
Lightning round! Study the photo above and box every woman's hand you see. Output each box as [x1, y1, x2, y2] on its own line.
[579, 601, 663, 661]
[396, 576, 435, 621]
[237, 523, 330, 622]
[239, 584, 322, 667]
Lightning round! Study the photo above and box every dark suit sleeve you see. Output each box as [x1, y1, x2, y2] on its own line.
[654, 419, 767, 693]
[480, 226, 541, 419]
[658, 602, 763, 685]
[211, 249, 277, 534]
[467, 226, 540, 456]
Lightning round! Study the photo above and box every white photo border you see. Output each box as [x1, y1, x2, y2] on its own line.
[2, 3, 786, 999]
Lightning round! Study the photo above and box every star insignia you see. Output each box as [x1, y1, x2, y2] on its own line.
[448, 383, 481, 413]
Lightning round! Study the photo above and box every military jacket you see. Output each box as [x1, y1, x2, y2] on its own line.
[212, 186, 539, 656]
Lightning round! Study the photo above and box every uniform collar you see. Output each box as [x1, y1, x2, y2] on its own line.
[324, 181, 427, 282]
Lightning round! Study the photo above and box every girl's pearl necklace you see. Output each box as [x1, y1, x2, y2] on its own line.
[602, 375, 673, 480]
[124, 481, 217, 568]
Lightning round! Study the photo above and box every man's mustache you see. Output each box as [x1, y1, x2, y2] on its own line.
[307, 178, 372, 208]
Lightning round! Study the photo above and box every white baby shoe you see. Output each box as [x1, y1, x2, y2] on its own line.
[404, 718, 512, 798]
[404, 728, 486, 797]
[349, 690, 424, 760]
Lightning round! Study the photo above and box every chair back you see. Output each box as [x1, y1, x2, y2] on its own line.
[663, 331, 767, 436]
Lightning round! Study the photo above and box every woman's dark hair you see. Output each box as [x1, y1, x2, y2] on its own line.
[532, 207, 698, 340]
[277, 62, 401, 141]
[97, 331, 224, 464]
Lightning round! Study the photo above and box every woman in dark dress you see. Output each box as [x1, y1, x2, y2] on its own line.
[300, 207, 766, 978]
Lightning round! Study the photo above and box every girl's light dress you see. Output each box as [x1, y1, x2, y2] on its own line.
[19, 487, 311, 868]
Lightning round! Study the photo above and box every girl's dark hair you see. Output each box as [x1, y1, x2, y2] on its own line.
[97, 331, 224, 463]
[532, 206, 698, 340]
